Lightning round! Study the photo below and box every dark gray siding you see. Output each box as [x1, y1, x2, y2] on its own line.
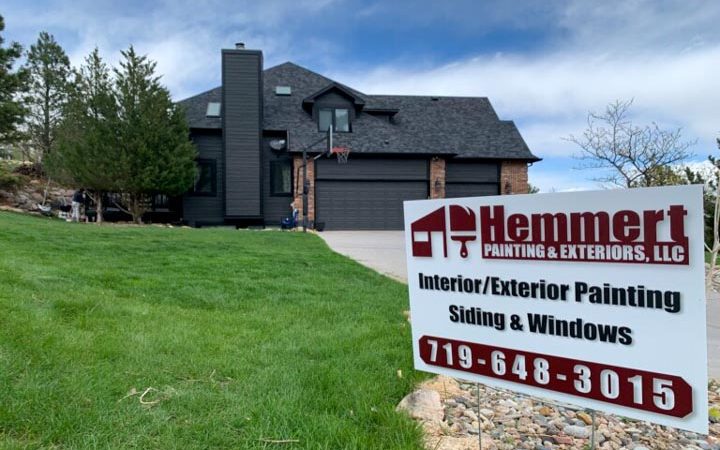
[315, 157, 428, 230]
[183, 130, 224, 225]
[222, 50, 263, 217]
[445, 160, 500, 199]
[262, 139, 293, 225]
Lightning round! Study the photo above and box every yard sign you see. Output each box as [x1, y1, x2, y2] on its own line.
[404, 185, 708, 434]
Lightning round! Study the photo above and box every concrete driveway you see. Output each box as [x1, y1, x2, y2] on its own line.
[320, 231, 407, 282]
[319, 230, 719, 380]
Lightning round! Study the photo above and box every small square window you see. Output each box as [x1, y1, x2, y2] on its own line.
[206, 102, 221, 117]
[270, 159, 292, 196]
[275, 86, 292, 95]
[192, 159, 217, 196]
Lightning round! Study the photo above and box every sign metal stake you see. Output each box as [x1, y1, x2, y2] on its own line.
[476, 383, 482, 450]
[590, 409, 596, 449]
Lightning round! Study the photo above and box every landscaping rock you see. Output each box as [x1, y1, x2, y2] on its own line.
[402, 377, 720, 450]
[576, 410, 593, 425]
[563, 424, 590, 438]
[396, 389, 443, 423]
[0, 173, 73, 217]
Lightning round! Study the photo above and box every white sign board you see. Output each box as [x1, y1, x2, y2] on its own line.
[404, 185, 708, 433]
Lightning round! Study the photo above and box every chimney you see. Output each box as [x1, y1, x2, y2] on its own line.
[222, 44, 263, 218]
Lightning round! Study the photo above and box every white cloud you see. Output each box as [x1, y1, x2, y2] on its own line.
[2, 0, 343, 99]
[4, 0, 718, 191]
[330, 46, 720, 158]
[528, 167, 601, 193]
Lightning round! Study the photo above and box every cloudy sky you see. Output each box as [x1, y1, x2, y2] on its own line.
[2, 0, 718, 191]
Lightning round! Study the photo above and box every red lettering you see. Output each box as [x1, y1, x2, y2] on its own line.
[613, 210, 640, 243]
[507, 214, 529, 241]
[667, 205, 688, 244]
[569, 212, 610, 242]
[642, 209, 664, 244]
[480, 206, 505, 243]
[531, 213, 568, 243]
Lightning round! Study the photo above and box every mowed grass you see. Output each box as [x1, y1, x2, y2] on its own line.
[0, 212, 425, 449]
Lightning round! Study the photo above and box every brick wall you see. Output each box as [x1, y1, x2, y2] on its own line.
[429, 157, 446, 199]
[292, 154, 315, 224]
[500, 161, 529, 195]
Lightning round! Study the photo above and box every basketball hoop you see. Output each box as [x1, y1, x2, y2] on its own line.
[330, 146, 350, 164]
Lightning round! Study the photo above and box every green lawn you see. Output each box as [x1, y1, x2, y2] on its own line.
[0, 212, 424, 449]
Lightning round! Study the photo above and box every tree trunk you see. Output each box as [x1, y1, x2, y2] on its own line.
[96, 195, 104, 224]
[130, 194, 144, 224]
[708, 173, 720, 290]
[87, 191, 104, 224]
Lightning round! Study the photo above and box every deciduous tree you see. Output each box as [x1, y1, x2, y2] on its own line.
[569, 99, 695, 188]
[701, 139, 720, 288]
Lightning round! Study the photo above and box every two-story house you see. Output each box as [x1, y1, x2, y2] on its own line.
[178, 43, 540, 229]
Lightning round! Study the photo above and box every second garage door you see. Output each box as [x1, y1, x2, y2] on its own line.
[315, 158, 428, 230]
[445, 160, 500, 198]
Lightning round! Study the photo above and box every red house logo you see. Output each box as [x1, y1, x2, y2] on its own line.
[411, 205, 477, 258]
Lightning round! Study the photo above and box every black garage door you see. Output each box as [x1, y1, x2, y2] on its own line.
[315, 158, 428, 230]
[445, 160, 499, 198]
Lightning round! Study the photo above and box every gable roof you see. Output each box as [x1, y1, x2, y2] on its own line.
[177, 61, 539, 161]
[301, 82, 365, 112]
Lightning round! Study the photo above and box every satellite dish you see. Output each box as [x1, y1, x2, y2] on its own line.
[269, 139, 286, 151]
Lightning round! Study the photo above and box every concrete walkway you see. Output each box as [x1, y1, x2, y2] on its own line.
[319, 230, 719, 379]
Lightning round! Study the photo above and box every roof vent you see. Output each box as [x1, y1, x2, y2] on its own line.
[430, 97, 439, 101]
[235, 42, 245, 49]
[275, 86, 292, 96]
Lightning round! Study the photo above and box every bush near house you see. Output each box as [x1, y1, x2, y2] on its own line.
[0, 212, 425, 449]
[0, 163, 24, 192]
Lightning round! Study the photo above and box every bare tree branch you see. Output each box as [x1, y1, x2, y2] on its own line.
[568, 99, 696, 188]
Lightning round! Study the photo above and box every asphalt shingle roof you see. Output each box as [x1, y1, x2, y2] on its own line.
[178, 61, 539, 161]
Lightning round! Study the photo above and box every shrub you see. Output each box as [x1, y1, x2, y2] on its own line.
[0, 164, 25, 192]
[12, 162, 44, 178]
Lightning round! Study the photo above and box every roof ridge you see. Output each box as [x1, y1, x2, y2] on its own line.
[177, 86, 221, 104]
[367, 94, 490, 100]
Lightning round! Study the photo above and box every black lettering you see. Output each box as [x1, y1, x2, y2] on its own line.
[449, 305, 459, 322]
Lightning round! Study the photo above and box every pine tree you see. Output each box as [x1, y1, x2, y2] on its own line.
[0, 14, 28, 145]
[47, 49, 119, 223]
[24, 31, 71, 163]
[113, 46, 195, 223]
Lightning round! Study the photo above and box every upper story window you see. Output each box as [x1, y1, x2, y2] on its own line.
[318, 108, 350, 133]
[206, 102, 221, 117]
